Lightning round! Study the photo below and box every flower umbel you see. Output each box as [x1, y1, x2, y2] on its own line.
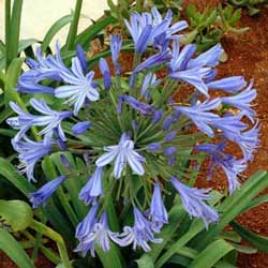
[8, 6, 259, 257]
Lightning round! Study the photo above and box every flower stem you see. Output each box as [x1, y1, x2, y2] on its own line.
[23, 231, 61, 265]
[5, 0, 11, 69]
[65, 0, 83, 50]
[109, 90, 124, 131]
[136, 0, 143, 12]
[155, 221, 204, 268]
[30, 220, 72, 268]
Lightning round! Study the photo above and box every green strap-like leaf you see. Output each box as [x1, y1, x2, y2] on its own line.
[50, 152, 87, 219]
[197, 171, 268, 249]
[75, 16, 117, 47]
[242, 194, 268, 213]
[155, 192, 223, 267]
[42, 15, 73, 52]
[0, 157, 35, 195]
[4, 57, 24, 106]
[0, 228, 34, 268]
[96, 243, 124, 268]
[231, 221, 268, 252]
[18, 39, 38, 53]
[65, 0, 83, 50]
[0, 200, 33, 231]
[41, 156, 79, 226]
[5, 0, 23, 68]
[189, 239, 234, 268]
[156, 220, 205, 268]
[147, 204, 186, 262]
[136, 255, 154, 268]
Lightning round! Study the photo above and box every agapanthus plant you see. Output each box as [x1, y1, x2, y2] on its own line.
[7, 7, 259, 257]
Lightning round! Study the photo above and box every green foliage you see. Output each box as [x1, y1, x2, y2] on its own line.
[65, 0, 83, 50]
[0, 199, 71, 267]
[0, 157, 35, 194]
[0, 228, 34, 268]
[107, 0, 134, 24]
[5, 0, 23, 68]
[41, 15, 73, 53]
[133, 171, 268, 267]
[0, 200, 33, 231]
[183, 4, 247, 52]
[189, 239, 235, 268]
[107, 1, 247, 53]
[231, 221, 268, 252]
[229, 0, 268, 15]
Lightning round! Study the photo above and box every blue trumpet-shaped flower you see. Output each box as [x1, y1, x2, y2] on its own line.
[187, 44, 223, 69]
[135, 24, 153, 54]
[134, 50, 171, 73]
[7, 99, 72, 142]
[110, 35, 122, 75]
[18, 44, 68, 94]
[221, 159, 246, 194]
[147, 143, 161, 152]
[169, 42, 196, 73]
[75, 204, 99, 240]
[7, 102, 37, 142]
[12, 136, 52, 182]
[96, 133, 145, 178]
[171, 177, 219, 227]
[150, 183, 168, 232]
[111, 208, 162, 252]
[55, 57, 99, 115]
[125, 7, 187, 53]
[79, 167, 103, 205]
[99, 58, 112, 90]
[75, 212, 116, 257]
[169, 41, 223, 97]
[164, 131, 177, 142]
[233, 123, 260, 161]
[211, 115, 247, 142]
[196, 143, 246, 193]
[76, 44, 88, 73]
[119, 95, 154, 115]
[221, 81, 257, 122]
[72, 121, 91, 135]
[141, 73, 160, 99]
[207, 76, 247, 93]
[29, 98, 72, 140]
[29, 176, 66, 208]
[175, 98, 221, 137]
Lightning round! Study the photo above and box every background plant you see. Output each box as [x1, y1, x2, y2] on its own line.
[106, 0, 247, 53]
[228, 0, 268, 15]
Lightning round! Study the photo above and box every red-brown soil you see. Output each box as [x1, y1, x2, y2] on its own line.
[0, 252, 54, 268]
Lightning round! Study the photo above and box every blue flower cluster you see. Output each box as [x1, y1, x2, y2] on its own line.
[8, 7, 259, 256]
